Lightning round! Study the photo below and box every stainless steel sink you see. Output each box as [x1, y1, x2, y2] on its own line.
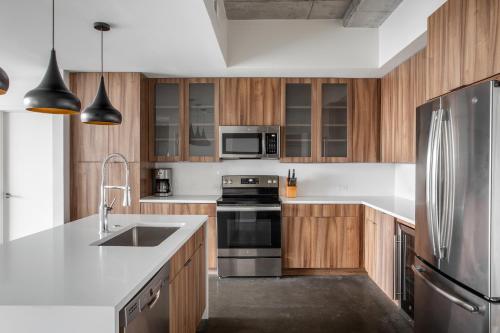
[98, 226, 180, 247]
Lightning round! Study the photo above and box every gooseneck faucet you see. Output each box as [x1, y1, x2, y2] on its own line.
[99, 153, 131, 234]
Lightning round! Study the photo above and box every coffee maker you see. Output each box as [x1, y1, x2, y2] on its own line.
[153, 168, 173, 197]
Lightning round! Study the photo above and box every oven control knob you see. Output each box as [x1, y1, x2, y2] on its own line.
[228, 179, 233, 184]
[272, 179, 277, 184]
[267, 179, 272, 184]
[223, 179, 228, 184]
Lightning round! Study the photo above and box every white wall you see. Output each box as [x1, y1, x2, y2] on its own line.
[394, 164, 415, 201]
[156, 160, 396, 197]
[378, 0, 446, 68]
[227, 19, 380, 77]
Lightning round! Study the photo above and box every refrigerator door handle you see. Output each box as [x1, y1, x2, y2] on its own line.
[412, 265, 479, 313]
[426, 109, 441, 257]
[439, 109, 456, 260]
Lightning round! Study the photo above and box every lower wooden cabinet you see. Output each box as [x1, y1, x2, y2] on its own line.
[282, 204, 362, 270]
[364, 206, 395, 299]
[141, 203, 217, 270]
[170, 225, 206, 333]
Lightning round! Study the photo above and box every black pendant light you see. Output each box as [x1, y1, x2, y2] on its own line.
[80, 22, 122, 125]
[0, 67, 9, 95]
[24, 0, 81, 114]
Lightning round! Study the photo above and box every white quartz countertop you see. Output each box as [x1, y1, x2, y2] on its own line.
[281, 196, 415, 225]
[140, 195, 220, 204]
[139, 195, 415, 225]
[0, 214, 207, 311]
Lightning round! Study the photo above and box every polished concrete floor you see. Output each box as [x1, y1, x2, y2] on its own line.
[202, 275, 413, 333]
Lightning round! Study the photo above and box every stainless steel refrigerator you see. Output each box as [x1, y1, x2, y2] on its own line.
[415, 80, 500, 333]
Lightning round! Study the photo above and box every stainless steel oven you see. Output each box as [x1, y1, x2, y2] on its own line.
[217, 175, 282, 277]
[219, 126, 279, 159]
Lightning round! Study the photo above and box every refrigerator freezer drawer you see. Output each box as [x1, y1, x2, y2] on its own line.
[414, 257, 490, 333]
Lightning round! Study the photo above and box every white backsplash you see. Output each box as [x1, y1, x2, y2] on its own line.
[394, 164, 416, 200]
[155, 160, 401, 197]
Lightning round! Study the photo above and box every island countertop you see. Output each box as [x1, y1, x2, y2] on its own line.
[0, 214, 208, 333]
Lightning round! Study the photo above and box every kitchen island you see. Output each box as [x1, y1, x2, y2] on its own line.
[0, 214, 208, 333]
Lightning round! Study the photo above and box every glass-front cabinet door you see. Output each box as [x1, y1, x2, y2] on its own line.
[185, 79, 219, 161]
[150, 79, 184, 161]
[281, 78, 315, 162]
[316, 79, 352, 162]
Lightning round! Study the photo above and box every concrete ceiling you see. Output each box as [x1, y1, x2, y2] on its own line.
[224, 0, 403, 27]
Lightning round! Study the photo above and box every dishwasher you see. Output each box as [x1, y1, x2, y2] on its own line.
[119, 263, 170, 333]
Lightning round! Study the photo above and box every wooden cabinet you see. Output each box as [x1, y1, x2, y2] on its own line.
[427, 0, 500, 100]
[184, 79, 219, 162]
[352, 79, 380, 162]
[70, 73, 109, 162]
[316, 79, 353, 162]
[70, 72, 150, 221]
[220, 78, 280, 126]
[149, 78, 184, 161]
[364, 206, 395, 299]
[282, 204, 362, 270]
[170, 225, 206, 333]
[381, 49, 426, 163]
[141, 203, 218, 271]
[281, 78, 315, 162]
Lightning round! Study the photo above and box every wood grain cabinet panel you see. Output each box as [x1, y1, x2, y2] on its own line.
[107, 162, 141, 214]
[364, 206, 395, 300]
[70, 162, 101, 221]
[352, 79, 380, 162]
[70, 73, 109, 162]
[107, 73, 142, 162]
[220, 78, 250, 125]
[249, 78, 281, 125]
[169, 233, 206, 333]
[426, 2, 448, 100]
[381, 49, 425, 163]
[282, 204, 361, 270]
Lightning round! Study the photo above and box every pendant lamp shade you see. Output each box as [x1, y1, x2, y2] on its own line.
[80, 22, 122, 125]
[80, 76, 121, 124]
[24, 50, 81, 114]
[0, 67, 9, 95]
[24, 0, 81, 114]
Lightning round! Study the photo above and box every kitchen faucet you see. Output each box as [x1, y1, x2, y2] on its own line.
[99, 153, 131, 234]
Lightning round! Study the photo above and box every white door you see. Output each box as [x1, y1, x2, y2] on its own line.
[3, 112, 57, 241]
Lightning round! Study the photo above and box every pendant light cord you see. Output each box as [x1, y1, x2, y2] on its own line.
[101, 29, 104, 76]
[52, 0, 55, 50]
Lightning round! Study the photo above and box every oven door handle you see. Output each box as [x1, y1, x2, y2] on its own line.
[217, 206, 281, 212]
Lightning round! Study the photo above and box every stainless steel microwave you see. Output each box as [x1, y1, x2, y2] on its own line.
[219, 126, 280, 159]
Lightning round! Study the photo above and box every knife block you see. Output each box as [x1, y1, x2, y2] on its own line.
[285, 178, 297, 198]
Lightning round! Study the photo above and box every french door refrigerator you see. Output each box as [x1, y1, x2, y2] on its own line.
[415, 80, 500, 333]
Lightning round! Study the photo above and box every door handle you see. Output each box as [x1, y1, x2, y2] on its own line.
[411, 265, 479, 313]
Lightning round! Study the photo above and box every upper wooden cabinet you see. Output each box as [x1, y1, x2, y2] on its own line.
[220, 78, 280, 126]
[352, 79, 380, 162]
[70, 72, 148, 163]
[70, 73, 110, 162]
[281, 78, 377, 163]
[381, 49, 426, 163]
[427, 0, 500, 100]
[281, 78, 315, 162]
[184, 79, 219, 162]
[149, 78, 184, 162]
[316, 79, 353, 163]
